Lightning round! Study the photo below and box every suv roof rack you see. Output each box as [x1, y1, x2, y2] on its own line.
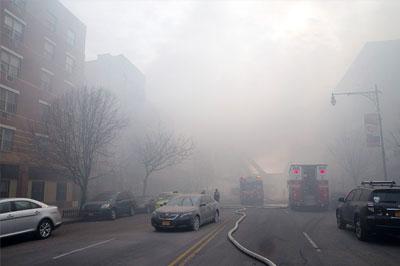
[361, 180, 396, 187]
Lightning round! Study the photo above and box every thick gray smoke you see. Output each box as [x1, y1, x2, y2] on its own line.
[62, 0, 400, 196]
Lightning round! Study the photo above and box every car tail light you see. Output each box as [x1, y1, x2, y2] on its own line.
[319, 169, 327, 175]
[292, 169, 300, 175]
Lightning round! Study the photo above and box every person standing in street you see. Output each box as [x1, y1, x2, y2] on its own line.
[214, 189, 220, 202]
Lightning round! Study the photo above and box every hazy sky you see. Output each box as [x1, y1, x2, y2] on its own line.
[61, 0, 400, 172]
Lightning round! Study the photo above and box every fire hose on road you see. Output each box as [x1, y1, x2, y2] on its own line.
[227, 208, 277, 266]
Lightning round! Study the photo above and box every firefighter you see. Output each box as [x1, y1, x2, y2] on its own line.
[214, 189, 220, 202]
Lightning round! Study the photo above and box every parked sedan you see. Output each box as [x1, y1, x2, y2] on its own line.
[0, 198, 62, 239]
[151, 194, 220, 231]
[83, 191, 136, 220]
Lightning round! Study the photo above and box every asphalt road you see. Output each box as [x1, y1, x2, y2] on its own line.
[1, 207, 399, 266]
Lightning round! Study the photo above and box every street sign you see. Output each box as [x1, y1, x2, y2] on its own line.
[364, 113, 381, 147]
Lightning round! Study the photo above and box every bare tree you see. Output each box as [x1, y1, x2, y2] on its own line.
[136, 125, 194, 196]
[328, 129, 376, 186]
[34, 87, 124, 209]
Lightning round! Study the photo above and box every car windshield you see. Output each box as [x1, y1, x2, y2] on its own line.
[373, 190, 400, 203]
[92, 192, 116, 201]
[166, 196, 193, 206]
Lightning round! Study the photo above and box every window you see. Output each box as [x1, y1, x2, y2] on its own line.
[14, 200, 40, 211]
[360, 189, 371, 201]
[372, 190, 400, 203]
[39, 102, 50, 123]
[1, 50, 21, 81]
[44, 41, 55, 61]
[45, 11, 57, 32]
[353, 189, 362, 201]
[0, 201, 11, 214]
[0, 87, 18, 114]
[345, 190, 355, 202]
[11, 0, 26, 11]
[0, 127, 14, 152]
[56, 182, 67, 201]
[66, 29, 75, 46]
[181, 197, 193, 206]
[0, 179, 10, 198]
[35, 135, 48, 153]
[40, 71, 52, 91]
[65, 55, 74, 73]
[31, 181, 44, 201]
[116, 192, 126, 201]
[3, 14, 25, 43]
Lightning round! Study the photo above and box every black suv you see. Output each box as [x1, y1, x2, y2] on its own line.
[83, 191, 137, 220]
[336, 181, 400, 241]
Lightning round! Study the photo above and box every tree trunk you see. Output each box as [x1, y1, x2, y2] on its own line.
[142, 175, 149, 197]
[79, 183, 88, 211]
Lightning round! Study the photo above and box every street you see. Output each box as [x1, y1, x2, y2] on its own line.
[1, 207, 400, 266]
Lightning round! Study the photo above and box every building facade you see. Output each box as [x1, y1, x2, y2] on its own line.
[85, 54, 146, 107]
[85, 54, 148, 196]
[0, 0, 86, 207]
[334, 39, 400, 181]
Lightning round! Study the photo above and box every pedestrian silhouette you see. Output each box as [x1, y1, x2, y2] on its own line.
[214, 189, 220, 202]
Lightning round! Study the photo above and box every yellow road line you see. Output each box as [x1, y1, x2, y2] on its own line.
[168, 220, 229, 266]
[179, 224, 227, 266]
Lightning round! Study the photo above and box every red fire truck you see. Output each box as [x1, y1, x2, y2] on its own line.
[287, 164, 329, 210]
[240, 176, 264, 206]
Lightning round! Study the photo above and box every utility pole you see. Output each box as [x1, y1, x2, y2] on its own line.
[331, 85, 388, 180]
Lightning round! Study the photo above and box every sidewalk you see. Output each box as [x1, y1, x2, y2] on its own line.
[62, 216, 83, 225]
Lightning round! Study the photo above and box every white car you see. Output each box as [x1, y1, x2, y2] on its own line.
[0, 198, 62, 239]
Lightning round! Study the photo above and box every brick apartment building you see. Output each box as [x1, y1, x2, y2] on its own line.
[0, 0, 86, 207]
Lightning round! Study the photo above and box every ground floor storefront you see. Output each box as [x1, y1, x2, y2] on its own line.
[0, 164, 79, 208]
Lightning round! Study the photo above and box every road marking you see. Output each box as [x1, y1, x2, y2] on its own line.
[168, 220, 229, 266]
[180, 224, 226, 265]
[53, 238, 115, 259]
[302, 232, 321, 252]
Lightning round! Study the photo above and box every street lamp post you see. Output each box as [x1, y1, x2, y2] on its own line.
[331, 85, 388, 180]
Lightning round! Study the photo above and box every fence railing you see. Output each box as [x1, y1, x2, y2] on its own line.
[62, 208, 80, 218]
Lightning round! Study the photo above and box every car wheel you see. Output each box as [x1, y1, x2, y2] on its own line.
[354, 216, 368, 241]
[129, 206, 135, 216]
[36, 219, 53, 239]
[336, 211, 346, 229]
[110, 209, 117, 220]
[213, 211, 220, 223]
[191, 216, 200, 231]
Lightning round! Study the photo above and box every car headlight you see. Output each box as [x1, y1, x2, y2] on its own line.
[152, 211, 158, 217]
[101, 203, 111, 209]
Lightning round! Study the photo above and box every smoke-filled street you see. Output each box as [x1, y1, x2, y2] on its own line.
[1, 0, 400, 265]
[2, 207, 399, 266]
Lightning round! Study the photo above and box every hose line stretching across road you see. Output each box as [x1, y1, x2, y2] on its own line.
[228, 208, 277, 266]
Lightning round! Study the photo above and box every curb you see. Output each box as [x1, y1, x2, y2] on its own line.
[62, 218, 84, 225]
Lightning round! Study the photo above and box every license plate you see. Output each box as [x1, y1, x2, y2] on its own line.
[395, 211, 400, 217]
[162, 220, 171, 226]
